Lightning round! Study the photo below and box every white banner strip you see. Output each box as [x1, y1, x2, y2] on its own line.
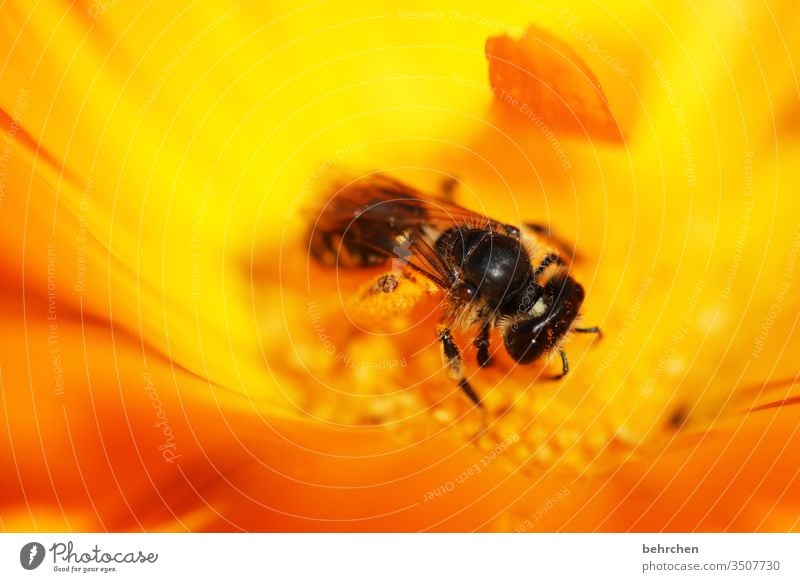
[1, 533, 797, 581]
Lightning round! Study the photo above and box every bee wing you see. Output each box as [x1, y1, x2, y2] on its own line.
[308, 174, 506, 290]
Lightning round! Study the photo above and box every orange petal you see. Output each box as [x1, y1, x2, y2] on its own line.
[520, 406, 800, 532]
[485, 25, 623, 142]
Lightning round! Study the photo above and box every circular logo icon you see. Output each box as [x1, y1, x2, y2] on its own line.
[20, 542, 46, 570]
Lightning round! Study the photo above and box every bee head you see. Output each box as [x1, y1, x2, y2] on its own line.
[503, 275, 585, 364]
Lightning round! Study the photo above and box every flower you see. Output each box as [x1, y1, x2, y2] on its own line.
[1, 0, 798, 532]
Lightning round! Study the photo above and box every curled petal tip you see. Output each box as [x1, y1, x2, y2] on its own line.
[485, 25, 624, 143]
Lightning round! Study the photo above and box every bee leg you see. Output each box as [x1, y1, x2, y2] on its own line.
[524, 222, 578, 259]
[524, 222, 548, 235]
[550, 349, 569, 380]
[437, 326, 482, 408]
[458, 379, 482, 409]
[474, 323, 492, 368]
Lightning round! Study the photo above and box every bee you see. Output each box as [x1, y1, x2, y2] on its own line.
[308, 174, 599, 407]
